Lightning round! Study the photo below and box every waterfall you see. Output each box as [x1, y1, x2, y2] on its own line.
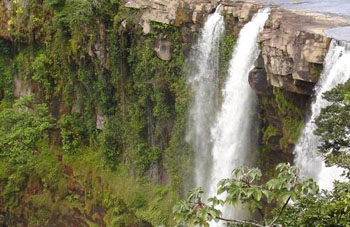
[294, 40, 350, 191]
[186, 6, 225, 189]
[207, 8, 270, 222]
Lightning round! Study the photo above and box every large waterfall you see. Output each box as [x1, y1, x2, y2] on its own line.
[207, 8, 270, 222]
[294, 40, 350, 190]
[186, 7, 225, 189]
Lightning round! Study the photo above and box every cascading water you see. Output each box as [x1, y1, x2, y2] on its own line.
[186, 6, 225, 189]
[294, 40, 350, 191]
[207, 8, 270, 222]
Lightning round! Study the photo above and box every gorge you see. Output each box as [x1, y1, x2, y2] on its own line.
[1, 0, 350, 226]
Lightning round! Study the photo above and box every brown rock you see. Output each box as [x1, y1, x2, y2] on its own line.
[154, 40, 172, 61]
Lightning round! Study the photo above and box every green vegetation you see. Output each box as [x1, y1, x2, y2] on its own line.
[260, 88, 304, 152]
[0, 96, 178, 226]
[219, 34, 236, 84]
[262, 125, 279, 144]
[274, 89, 304, 150]
[0, 0, 195, 224]
[0, 38, 14, 106]
[314, 81, 350, 171]
[173, 164, 318, 227]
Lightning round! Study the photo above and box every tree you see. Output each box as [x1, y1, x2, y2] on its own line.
[314, 80, 350, 174]
[0, 95, 55, 165]
[0, 95, 56, 206]
[173, 163, 318, 227]
[277, 181, 350, 226]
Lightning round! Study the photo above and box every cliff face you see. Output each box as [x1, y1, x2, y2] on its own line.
[125, 0, 350, 150]
[257, 9, 349, 95]
[124, 0, 350, 163]
[125, 0, 349, 95]
[125, 0, 262, 31]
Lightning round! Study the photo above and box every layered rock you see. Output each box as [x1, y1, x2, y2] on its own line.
[125, 0, 262, 30]
[256, 9, 350, 95]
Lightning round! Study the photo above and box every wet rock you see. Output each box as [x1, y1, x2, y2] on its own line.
[249, 55, 273, 96]
[249, 68, 273, 96]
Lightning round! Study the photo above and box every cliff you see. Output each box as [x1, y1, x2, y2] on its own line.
[0, 0, 349, 225]
[125, 0, 350, 94]
[124, 0, 350, 152]
[123, 0, 350, 170]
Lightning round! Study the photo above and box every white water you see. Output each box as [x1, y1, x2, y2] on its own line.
[207, 8, 270, 223]
[294, 40, 350, 191]
[186, 7, 225, 189]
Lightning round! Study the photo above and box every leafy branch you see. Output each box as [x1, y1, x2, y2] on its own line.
[173, 163, 319, 226]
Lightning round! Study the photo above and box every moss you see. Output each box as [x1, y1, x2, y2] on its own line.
[63, 148, 178, 226]
[263, 125, 279, 144]
[257, 88, 304, 182]
[280, 117, 304, 150]
[310, 64, 323, 77]
[219, 34, 236, 86]
[272, 89, 304, 150]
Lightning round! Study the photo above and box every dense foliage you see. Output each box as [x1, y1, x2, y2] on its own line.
[173, 164, 318, 227]
[0, 0, 196, 224]
[314, 81, 350, 174]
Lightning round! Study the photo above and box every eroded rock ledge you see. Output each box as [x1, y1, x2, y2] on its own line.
[125, 0, 350, 95]
[257, 8, 350, 95]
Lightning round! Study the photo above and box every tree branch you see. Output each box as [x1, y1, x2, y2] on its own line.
[257, 207, 268, 226]
[267, 196, 291, 227]
[215, 216, 265, 227]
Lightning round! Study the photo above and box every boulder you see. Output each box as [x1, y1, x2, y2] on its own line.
[154, 40, 172, 61]
[96, 113, 106, 130]
[249, 55, 273, 96]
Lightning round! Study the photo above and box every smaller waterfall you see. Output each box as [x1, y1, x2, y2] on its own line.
[207, 8, 270, 223]
[186, 6, 225, 189]
[294, 40, 350, 191]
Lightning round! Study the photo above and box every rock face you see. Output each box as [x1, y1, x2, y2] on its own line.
[256, 9, 349, 95]
[154, 40, 172, 61]
[125, 0, 180, 25]
[125, 0, 262, 30]
[14, 76, 34, 98]
[249, 55, 273, 96]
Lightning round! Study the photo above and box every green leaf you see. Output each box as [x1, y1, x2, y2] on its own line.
[253, 190, 262, 201]
[281, 192, 291, 204]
